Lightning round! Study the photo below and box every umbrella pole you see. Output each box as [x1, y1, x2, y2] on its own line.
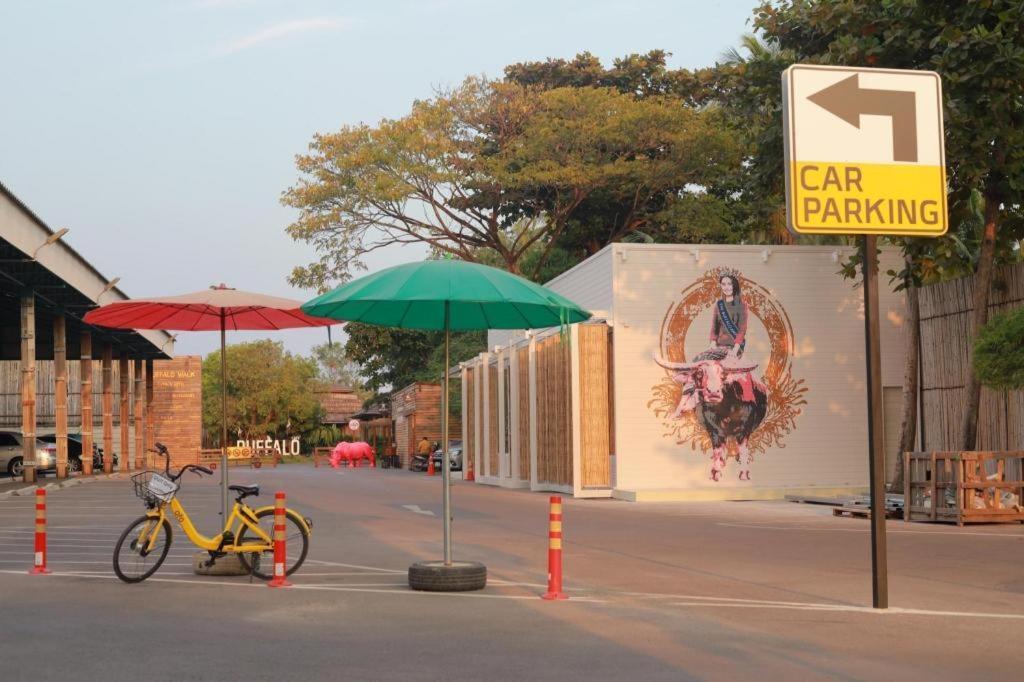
[220, 311, 229, 519]
[442, 304, 452, 565]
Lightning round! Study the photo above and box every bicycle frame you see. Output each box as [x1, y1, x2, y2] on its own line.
[141, 498, 274, 553]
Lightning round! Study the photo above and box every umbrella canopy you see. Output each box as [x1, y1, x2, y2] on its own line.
[302, 259, 590, 582]
[84, 285, 337, 331]
[85, 285, 338, 518]
[301, 260, 591, 330]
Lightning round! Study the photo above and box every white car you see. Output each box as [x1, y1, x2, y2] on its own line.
[0, 431, 58, 478]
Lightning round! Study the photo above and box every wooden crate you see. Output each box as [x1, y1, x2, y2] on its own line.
[904, 451, 1024, 525]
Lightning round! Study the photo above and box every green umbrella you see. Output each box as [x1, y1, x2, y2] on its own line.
[303, 260, 591, 585]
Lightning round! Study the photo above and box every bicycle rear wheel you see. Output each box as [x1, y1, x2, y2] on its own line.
[236, 508, 309, 580]
[113, 515, 172, 583]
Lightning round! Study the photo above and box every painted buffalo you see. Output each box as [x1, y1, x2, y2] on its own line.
[654, 355, 768, 481]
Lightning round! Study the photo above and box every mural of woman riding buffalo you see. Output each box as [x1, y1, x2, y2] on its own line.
[649, 267, 808, 482]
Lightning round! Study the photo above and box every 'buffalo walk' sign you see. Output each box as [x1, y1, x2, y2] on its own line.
[782, 64, 947, 236]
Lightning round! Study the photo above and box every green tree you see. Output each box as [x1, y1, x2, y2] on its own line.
[283, 76, 738, 286]
[343, 323, 484, 401]
[746, 0, 1024, 448]
[503, 51, 749, 252]
[974, 306, 1024, 390]
[310, 341, 369, 397]
[202, 340, 323, 447]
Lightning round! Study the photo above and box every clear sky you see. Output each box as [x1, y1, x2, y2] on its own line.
[0, 0, 756, 358]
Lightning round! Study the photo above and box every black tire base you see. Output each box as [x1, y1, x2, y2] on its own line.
[408, 560, 487, 592]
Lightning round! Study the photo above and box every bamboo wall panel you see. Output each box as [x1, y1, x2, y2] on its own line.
[578, 324, 611, 488]
[101, 345, 113, 470]
[535, 337, 572, 486]
[134, 359, 144, 470]
[607, 329, 615, 456]
[465, 368, 475, 478]
[488, 365, 498, 476]
[517, 347, 530, 481]
[53, 317, 68, 478]
[0, 361, 131, 427]
[391, 382, 459, 467]
[536, 343, 547, 482]
[119, 355, 130, 471]
[919, 263, 1024, 452]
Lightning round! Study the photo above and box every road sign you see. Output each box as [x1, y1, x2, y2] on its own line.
[783, 64, 947, 236]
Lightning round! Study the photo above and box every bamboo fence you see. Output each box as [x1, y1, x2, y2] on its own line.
[919, 263, 1024, 452]
[465, 367, 475, 478]
[0, 359, 133, 428]
[517, 346, 530, 481]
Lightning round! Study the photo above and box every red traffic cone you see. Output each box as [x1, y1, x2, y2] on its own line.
[427, 455, 436, 476]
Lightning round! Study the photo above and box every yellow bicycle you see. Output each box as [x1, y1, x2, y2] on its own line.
[113, 442, 312, 583]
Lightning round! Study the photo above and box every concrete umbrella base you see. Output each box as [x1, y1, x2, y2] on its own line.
[408, 560, 487, 592]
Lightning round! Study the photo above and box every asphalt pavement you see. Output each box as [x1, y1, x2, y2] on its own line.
[1, 463, 1022, 681]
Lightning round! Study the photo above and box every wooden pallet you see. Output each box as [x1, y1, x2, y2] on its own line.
[833, 505, 901, 519]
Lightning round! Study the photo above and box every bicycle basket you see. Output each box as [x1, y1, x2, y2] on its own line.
[132, 471, 179, 504]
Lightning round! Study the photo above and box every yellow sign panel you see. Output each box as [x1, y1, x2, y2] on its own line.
[783, 65, 947, 236]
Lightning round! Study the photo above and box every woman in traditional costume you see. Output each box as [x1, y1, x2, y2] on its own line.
[698, 274, 747, 363]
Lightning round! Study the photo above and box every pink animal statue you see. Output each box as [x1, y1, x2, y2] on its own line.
[330, 441, 353, 469]
[352, 441, 375, 467]
[330, 441, 376, 469]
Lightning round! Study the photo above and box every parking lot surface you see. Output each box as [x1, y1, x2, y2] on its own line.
[1, 464, 1022, 680]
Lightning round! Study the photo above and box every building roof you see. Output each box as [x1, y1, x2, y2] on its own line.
[314, 385, 364, 424]
[0, 180, 174, 359]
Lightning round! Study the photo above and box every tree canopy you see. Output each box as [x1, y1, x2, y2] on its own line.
[973, 306, 1024, 390]
[310, 341, 369, 399]
[283, 76, 739, 286]
[202, 340, 323, 446]
[343, 322, 484, 400]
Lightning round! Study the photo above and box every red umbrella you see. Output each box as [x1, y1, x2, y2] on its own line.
[85, 285, 340, 515]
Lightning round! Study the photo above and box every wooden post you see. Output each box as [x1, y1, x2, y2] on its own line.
[862, 234, 888, 609]
[54, 316, 68, 479]
[145, 359, 154, 470]
[134, 359, 144, 470]
[119, 354, 130, 473]
[80, 332, 93, 476]
[20, 290, 37, 484]
[102, 343, 113, 474]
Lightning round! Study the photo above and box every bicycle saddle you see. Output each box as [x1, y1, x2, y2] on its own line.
[228, 484, 259, 498]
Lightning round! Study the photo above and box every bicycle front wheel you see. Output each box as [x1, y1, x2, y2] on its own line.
[113, 515, 172, 583]
[236, 508, 309, 580]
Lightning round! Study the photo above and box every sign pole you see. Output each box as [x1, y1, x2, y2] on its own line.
[861, 234, 888, 609]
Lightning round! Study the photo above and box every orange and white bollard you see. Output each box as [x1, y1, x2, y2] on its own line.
[29, 487, 51, 575]
[541, 495, 567, 600]
[267, 491, 292, 588]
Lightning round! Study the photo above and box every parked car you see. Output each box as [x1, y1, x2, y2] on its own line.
[430, 440, 463, 472]
[36, 433, 113, 474]
[0, 430, 58, 478]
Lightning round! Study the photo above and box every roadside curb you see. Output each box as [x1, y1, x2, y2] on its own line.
[0, 472, 127, 498]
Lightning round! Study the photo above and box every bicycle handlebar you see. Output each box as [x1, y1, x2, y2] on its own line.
[146, 442, 213, 482]
[170, 463, 214, 482]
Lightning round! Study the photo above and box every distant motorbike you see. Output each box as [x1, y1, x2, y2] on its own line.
[409, 442, 438, 472]
[409, 451, 430, 472]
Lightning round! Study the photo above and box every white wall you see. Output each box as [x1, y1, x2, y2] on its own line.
[488, 246, 614, 349]
[610, 244, 906, 496]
